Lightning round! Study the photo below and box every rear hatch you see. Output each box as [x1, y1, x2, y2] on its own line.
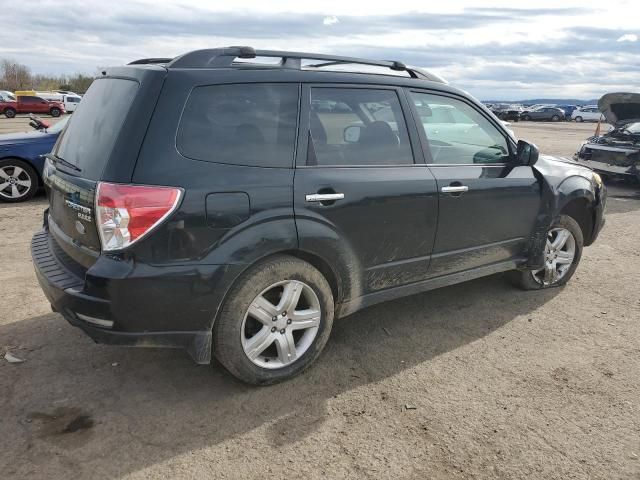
[43, 66, 166, 268]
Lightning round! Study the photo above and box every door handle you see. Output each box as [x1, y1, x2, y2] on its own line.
[305, 193, 345, 202]
[441, 185, 469, 194]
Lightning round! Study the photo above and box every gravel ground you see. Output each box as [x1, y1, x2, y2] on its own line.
[1, 118, 639, 479]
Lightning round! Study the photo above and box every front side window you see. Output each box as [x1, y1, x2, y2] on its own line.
[309, 88, 414, 166]
[410, 92, 510, 165]
[177, 83, 299, 168]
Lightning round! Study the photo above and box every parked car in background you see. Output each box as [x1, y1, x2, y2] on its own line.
[0, 90, 16, 101]
[575, 92, 640, 182]
[61, 94, 82, 112]
[0, 115, 69, 202]
[0, 96, 65, 118]
[36, 92, 82, 112]
[521, 107, 565, 121]
[32, 47, 606, 384]
[491, 104, 522, 121]
[525, 104, 556, 111]
[557, 105, 578, 117]
[572, 106, 603, 122]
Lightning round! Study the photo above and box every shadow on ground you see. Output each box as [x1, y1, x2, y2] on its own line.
[1, 274, 560, 478]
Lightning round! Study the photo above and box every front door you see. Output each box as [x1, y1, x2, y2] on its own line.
[407, 90, 541, 277]
[294, 85, 439, 296]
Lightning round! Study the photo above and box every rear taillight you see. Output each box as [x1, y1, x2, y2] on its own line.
[96, 182, 182, 251]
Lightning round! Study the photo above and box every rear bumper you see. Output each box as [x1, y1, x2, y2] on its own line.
[31, 229, 239, 363]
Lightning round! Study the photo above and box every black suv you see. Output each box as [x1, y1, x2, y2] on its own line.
[32, 47, 606, 384]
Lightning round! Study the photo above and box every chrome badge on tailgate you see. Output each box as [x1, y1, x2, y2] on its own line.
[65, 199, 93, 222]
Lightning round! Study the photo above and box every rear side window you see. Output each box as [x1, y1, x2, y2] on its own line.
[54, 78, 139, 179]
[308, 88, 414, 166]
[177, 83, 299, 168]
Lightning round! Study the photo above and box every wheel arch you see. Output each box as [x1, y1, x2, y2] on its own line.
[559, 197, 594, 246]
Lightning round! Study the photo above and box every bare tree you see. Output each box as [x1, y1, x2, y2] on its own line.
[0, 59, 32, 91]
[0, 58, 96, 94]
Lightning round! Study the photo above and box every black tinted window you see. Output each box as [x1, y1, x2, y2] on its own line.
[54, 78, 138, 179]
[309, 88, 413, 166]
[177, 84, 299, 168]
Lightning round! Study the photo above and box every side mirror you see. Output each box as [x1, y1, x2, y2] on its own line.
[516, 140, 539, 166]
[344, 125, 362, 143]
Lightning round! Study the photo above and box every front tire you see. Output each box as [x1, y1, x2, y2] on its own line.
[551, 115, 560, 122]
[510, 215, 583, 290]
[4, 108, 16, 118]
[575, 116, 583, 122]
[522, 114, 531, 121]
[0, 158, 38, 202]
[214, 255, 334, 385]
[50, 107, 61, 117]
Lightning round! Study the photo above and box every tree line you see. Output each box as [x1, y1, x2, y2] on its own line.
[0, 59, 95, 94]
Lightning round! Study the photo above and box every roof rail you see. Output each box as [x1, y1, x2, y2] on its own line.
[165, 46, 443, 82]
[128, 58, 174, 65]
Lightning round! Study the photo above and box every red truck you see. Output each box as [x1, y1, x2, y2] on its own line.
[1, 95, 65, 118]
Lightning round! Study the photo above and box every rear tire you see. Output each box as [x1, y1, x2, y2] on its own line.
[522, 115, 531, 121]
[50, 107, 61, 117]
[4, 108, 16, 118]
[213, 255, 334, 385]
[575, 116, 583, 122]
[0, 158, 38, 203]
[509, 215, 583, 290]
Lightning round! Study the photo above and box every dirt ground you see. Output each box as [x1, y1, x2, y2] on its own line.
[1, 117, 639, 479]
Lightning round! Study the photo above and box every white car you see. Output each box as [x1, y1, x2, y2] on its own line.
[572, 106, 604, 122]
[61, 94, 82, 112]
[0, 90, 16, 101]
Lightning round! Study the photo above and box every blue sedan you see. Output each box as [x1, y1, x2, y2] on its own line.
[0, 116, 68, 202]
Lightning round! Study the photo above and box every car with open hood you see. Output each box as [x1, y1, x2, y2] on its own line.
[575, 92, 640, 181]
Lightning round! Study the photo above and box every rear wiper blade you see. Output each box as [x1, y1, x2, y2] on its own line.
[45, 153, 81, 172]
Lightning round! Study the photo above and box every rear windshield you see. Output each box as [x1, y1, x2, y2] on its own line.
[54, 78, 138, 179]
[177, 83, 299, 168]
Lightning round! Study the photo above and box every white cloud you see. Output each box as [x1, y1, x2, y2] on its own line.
[323, 16, 340, 26]
[617, 33, 638, 42]
[0, 0, 638, 99]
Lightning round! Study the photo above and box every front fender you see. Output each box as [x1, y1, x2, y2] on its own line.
[527, 156, 598, 268]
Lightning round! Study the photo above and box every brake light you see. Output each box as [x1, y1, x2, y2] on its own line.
[96, 182, 182, 251]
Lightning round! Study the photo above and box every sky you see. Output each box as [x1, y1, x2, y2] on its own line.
[1, 0, 639, 100]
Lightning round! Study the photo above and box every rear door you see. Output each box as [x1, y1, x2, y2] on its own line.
[44, 69, 165, 268]
[294, 85, 439, 294]
[407, 90, 541, 277]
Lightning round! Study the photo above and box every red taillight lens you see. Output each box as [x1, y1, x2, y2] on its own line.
[96, 182, 182, 251]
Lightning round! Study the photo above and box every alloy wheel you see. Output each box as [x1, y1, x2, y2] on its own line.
[531, 227, 576, 286]
[241, 280, 321, 369]
[0, 165, 32, 200]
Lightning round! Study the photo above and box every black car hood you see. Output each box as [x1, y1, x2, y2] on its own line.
[598, 92, 640, 126]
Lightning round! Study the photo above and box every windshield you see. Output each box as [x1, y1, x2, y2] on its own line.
[46, 116, 69, 134]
